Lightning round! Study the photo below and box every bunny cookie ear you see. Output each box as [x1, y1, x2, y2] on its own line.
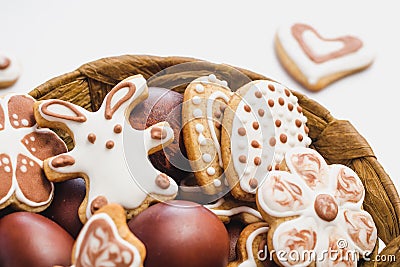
[104, 75, 147, 120]
[39, 99, 87, 123]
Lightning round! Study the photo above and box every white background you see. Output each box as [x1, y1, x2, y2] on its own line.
[1, 1, 399, 199]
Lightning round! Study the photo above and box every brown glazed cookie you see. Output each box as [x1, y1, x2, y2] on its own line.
[34, 75, 178, 223]
[275, 23, 374, 91]
[0, 93, 67, 212]
[72, 203, 146, 267]
[182, 74, 232, 195]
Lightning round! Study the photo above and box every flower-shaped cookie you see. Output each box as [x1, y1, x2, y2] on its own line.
[0, 94, 67, 212]
[257, 147, 377, 267]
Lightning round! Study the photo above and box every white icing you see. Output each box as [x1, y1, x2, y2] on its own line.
[213, 179, 221, 187]
[74, 213, 141, 267]
[195, 84, 204, 93]
[39, 75, 178, 219]
[0, 94, 64, 208]
[277, 23, 374, 85]
[256, 147, 376, 266]
[230, 80, 311, 194]
[0, 54, 21, 85]
[206, 167, 216, 175]
[204, 198, 263, 219]
[238, 226, 269, 267]
[195, 123, 204, 133]
[193, 108, 202, 118]
[202, 153, 212, 163]
[206, 91, 230, 168]
[303, 30, 344, 56]
[192, 96, 201, 105]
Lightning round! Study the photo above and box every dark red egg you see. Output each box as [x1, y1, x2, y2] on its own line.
[128, 200, 229, 267]
[0, 212, 74, 267]
[129, 87, 191, 182]
[41, 178, 86, 238]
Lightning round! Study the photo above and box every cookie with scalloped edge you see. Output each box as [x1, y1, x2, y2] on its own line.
[221, 80, 311, 201]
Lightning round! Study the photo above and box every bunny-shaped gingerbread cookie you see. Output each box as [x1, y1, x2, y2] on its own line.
[34, 75, 178, 223]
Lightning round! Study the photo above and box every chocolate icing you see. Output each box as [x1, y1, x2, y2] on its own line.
[0, 57, 10, 70]
[21, 131, 67, 160]
[0, 212, 74, 267]
[128, 200, 229, 267]
[105, 81, 136, 120]
[52, 155, 75, 168]
[314, 194, 338, 222]
[41, 99, 87, 122]
[129, 87, 191, 183]
[8, 95, 36, 129]
[16, 154, 52, 203]
[291, 23, 363, 64]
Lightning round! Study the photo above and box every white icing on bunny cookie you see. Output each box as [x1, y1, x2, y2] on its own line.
[36, 75, 178, 220]
[0, 94, 67, 211]
[276, 23, 374, 86]
[230, 80, 311, 194]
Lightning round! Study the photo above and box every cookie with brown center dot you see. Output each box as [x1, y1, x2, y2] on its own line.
[221, 80, 311, 201]
[182, 74, 232, 195]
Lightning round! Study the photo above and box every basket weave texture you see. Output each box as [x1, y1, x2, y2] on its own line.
[30, 55, 400, 266]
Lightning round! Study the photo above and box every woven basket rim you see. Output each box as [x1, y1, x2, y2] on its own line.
[29, 55, 400, 261]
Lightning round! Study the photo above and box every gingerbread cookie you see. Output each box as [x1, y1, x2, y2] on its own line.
[72, 203, 146, 267]
[221, 80, 311, 201]
[182, 74, 232, 194]
[204, 196, 263, 224]
[228, 222, 277, 267]
[0, 54, 21, 89]
[0, 93, 67, 212]
[275, 23, 374, 91]
[257, 147, 377, 266]
[34, 75, 178, 222]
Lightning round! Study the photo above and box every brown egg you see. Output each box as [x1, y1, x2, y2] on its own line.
[41, 178, 85, 238]
[129, 87, 192, 182]
[0, 212, 74, 267]
[128, 200, 229, 267]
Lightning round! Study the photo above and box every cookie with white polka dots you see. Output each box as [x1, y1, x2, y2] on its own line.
[182, 74, 232, 195]
[0, 93, 67, 212]
[221, 80, 311, 201]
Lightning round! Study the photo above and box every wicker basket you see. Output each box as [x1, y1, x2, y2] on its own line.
[30, 55, 400, 266]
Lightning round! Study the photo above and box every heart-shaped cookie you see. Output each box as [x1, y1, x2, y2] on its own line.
[275, 23, 374, 91]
